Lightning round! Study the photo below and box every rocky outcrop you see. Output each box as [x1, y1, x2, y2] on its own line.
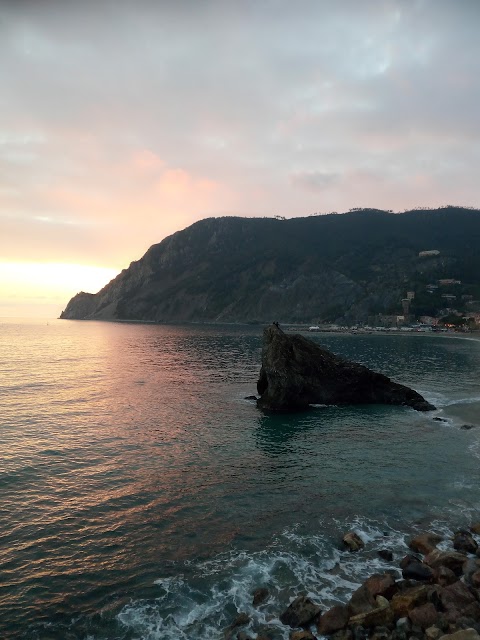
[256, 324, 435, 412]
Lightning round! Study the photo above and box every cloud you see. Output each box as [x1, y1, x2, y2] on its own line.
[0, 0, 479, 281]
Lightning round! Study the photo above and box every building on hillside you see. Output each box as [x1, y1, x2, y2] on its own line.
[420, 316, 438, 326]
[426, 284, 438, 291]
[406, 291, 415, 300]
[441, 294, 457, 301]
[401, 298, 411, 318]
[419, 250, 440, 257]
[438, 279, 461, 285]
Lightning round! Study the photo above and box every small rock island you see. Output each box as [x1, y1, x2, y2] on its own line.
[256, 324, 435, 412]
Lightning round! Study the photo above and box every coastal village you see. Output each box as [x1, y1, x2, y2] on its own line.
[308, 249, 480, 334]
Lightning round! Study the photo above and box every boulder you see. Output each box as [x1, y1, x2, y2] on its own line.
[426, 626, 442, 640]
[439, 581, 479, 622]
[409, 534, 444, 555]
[289, 631, 315, 640]
[408, 603, 440, 629]
[462, 558, 480, 585]
[425, 550, 468, 576]
[348, 585, 378, 616]
[331, 630, 353, 640]
[280, 595, 321, 628]
[402, 561, 434, 582]
[433, 566, 458, 587]
[378, 549, 394, 562]
[470, 524, 480, 535]
[400, 554, 423, 569]
[438, 630, 480, 640]
[364, 574, 398, 599]
[343, 532, 365, 552]
[391, 585, 429, 618]
[348, 596, 394, 628]
[454, 531, 479, 555]
[369, 627, 391, 640]
[471, 571, 480, 589]
[317, 604, 350, 635]
[256, 325, 436, 412]
[253, 587, 270, 607]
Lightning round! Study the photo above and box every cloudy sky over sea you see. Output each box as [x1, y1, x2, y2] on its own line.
[1, 0, 479, 315]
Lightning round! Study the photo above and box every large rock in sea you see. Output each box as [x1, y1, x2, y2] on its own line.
[256, 324, 435, 412]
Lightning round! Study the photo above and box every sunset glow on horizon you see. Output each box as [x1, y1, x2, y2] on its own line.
[2, 1, 480, 315]
[0, 262, 120, 318]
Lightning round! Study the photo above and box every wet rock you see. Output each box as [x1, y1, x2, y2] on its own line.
[391, 585, 429, 618]
[456, 618, 480, 631]
[471, 571, 480, 589]
[236, 633, 253, 640]
[439, 581, 479, 622]
[460, 425, 476, 430]
[370, 626, 391, 640]
[410, 623, 425, 638]
[279, 595, 321, 628]
[425, 550, 468, 576]
[349, 596, 394, 628]
[244, 395, 258, 401]
[257, 627, 280, 640]
[454, 532, 479, 555]
[379, 549, 395, 562]
[365, 574, 398, 599]
[401, 555, 423, 569]
[348, 585, 378, 616]
[402, 561, 434, 582]
[331, 630, 353, 640]
[351, 625, 368, 640]
[253, 588, 270, 607]
[224, 613, 251, 640]
[438, 630, 480, 640]
[433, 566, 458, 587]
[462, 558, 480, 585]
[289, 631, 315, 640]
[425, 626, 442, 640]
[232, 613, 250, 627]
[408, 603, 440, 629]
[256, 324, 435, 412]
[409, 534, 444, 556]
[396, 617, 412, 632]
[317, 604, 350, 635]
[343, 532, 365, 552]
[470, 524, 480, 536]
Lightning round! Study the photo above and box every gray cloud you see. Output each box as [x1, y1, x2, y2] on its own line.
[1, 0, 479, 269]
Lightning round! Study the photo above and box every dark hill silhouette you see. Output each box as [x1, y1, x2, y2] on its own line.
[60, 206, 480, 324]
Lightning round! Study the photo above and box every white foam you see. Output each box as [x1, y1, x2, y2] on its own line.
[117, 511, 480, 639]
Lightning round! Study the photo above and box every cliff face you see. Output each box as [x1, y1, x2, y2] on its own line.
[60, 207, 480, 323]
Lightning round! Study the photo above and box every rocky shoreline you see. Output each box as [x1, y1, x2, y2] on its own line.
[225, 525, 480, 640]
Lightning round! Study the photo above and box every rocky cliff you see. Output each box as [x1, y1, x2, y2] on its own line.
[60, 207, 480, 324]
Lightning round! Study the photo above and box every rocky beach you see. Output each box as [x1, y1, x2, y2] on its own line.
[225, 526, 480, 640]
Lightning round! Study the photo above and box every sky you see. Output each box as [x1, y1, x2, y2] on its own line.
[1, 0, 480, 317]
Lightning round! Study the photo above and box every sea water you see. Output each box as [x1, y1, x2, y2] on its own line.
[1, 319, 480, 639]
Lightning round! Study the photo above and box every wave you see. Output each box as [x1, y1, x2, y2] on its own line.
[116, 514, 479, 640]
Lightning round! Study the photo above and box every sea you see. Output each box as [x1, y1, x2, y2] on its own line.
[1, 318, 480, 640]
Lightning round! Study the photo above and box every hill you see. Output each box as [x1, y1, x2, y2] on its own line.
[60, 206, 480, 325]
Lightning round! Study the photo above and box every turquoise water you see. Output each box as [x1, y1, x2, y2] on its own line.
[1, 319, 480, 639]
